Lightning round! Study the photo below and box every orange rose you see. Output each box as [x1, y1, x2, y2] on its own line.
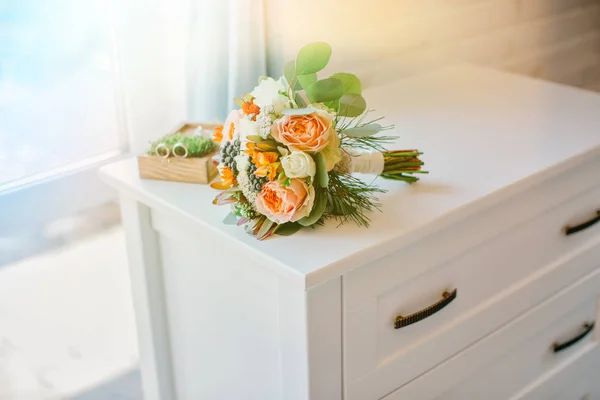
[255, 179, 315, 224]
[271, 110, 334, 153]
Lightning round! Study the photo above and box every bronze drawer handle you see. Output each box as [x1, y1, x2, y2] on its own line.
[553, 322, 595, 353]
[394, 288, 458, 329]
[564, 210, 600, 236]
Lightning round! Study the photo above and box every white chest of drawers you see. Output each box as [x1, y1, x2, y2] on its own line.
[100, 66, 600, 400]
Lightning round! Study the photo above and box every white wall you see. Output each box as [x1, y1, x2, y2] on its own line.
[266, 0, 600, 91]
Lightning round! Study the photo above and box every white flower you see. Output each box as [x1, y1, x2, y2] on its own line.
[256, 105, 274, 139]
[251, 78, 288, 113]
[235, 155, 258, 207]
[222, 110, 243, 142]
[281, 151, 316, 178]
[238, 117, 258, 147]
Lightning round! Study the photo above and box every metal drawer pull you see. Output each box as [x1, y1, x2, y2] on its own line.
[564, 210, 600, 236]
[394, 288, 458, 329]
[552, 322, 595, 353]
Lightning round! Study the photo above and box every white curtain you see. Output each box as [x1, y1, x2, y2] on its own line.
[113, 0, 267, 153]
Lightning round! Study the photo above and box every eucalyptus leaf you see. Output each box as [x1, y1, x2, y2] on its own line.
[306, 78, 343, 103]
[298, 190, 327, 227]
[275, 222, 302, 236]
[223, 212, 238, 225]
[283, 60, 301, 91]
[297, 73, 317, 90]
[314, 153, 329, 188]
[343, 123, 383, 138]
[294, 92, 307, 108]
[295, 42, 332, 75]
[330, 72, 362, 94]
[338, 93, 367, 117]
[282, 107, 316, 116]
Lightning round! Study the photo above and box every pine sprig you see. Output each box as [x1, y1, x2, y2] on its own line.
[336, 110, 397, 152]
[148, 134, 217, 158]
[341, 135, 397, 152]
[322, 170, 385, 227]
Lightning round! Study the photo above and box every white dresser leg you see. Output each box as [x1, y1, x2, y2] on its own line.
[120, 193, 176, 400]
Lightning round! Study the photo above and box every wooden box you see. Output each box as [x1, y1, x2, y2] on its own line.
[137, 122, 220, 184]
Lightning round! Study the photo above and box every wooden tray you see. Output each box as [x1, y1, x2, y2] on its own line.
[137, 122, 220, 184]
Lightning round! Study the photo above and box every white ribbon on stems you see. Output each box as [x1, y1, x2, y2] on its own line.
[341, 148, 385, 175]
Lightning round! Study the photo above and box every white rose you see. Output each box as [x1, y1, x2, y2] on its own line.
[251, 77, 288, 114]
[281, 151, 316, 178]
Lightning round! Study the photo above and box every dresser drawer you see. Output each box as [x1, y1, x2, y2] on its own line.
[437, 289, 600, 399]
[382, 264, 600, 400]
[545, 366, 600, 400]
[511, 340, 600, 400]
[344, 189, 600, 399]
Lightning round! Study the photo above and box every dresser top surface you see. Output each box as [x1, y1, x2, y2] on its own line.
[101, 65, 600, 289]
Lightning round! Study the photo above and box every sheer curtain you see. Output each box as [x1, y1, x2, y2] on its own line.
[113, 0, 267, 153]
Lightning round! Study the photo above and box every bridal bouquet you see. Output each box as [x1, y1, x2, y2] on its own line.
[211, 42, 426, 240]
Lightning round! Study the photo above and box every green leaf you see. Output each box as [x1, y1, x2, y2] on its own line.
[298, 189, 327, 227]
[246, 135, 263, 142]
[294, 92, 307, 108]
[306, 78, 344, 103]
[234, 98, 244, 107]
[282, 107, 316, 116]
[338, 93, 366, 117]
[283, 60, 301, 91]
[297, 73, 317, 90]
[343, 123, 383, 137]
[223, 213, 238, 225]
[295, 42, 332, 75]
[275, 222, 303, 236]
[256, 218, 275, 239]
[330, 72, 362, 94]
[314, 153, 329, 188]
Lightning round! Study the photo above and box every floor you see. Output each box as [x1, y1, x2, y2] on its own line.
[0, 226, 142, 399]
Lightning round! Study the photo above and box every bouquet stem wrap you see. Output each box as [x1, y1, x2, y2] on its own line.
[339, 149, 425, 183]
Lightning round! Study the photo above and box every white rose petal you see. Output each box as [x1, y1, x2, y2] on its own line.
[281, 151, 316, 178]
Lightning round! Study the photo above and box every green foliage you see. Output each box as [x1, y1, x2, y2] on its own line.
[342, 135, 397, 152]
[295, 42, 332, 75]
[338, 94, 367, 117]
[148, 134, 217, 158]
[306, 78, 344, 103]
[343, 123, 383, 137]
[323, 170, 385, 227]
[294, 92, 307, 107]
[223, 212, 238, 225]
[282, 107, 316, 116]
[284, 60, 302, 91]
[256, 218, 276, 239]
[298, 188, 328, 227]
[297, 73, 317, 90]
[330, 73, 362, 94]
[314, 153, 329, 188]
[337, 111, 396, 151]
[275, 222, 303, 236]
